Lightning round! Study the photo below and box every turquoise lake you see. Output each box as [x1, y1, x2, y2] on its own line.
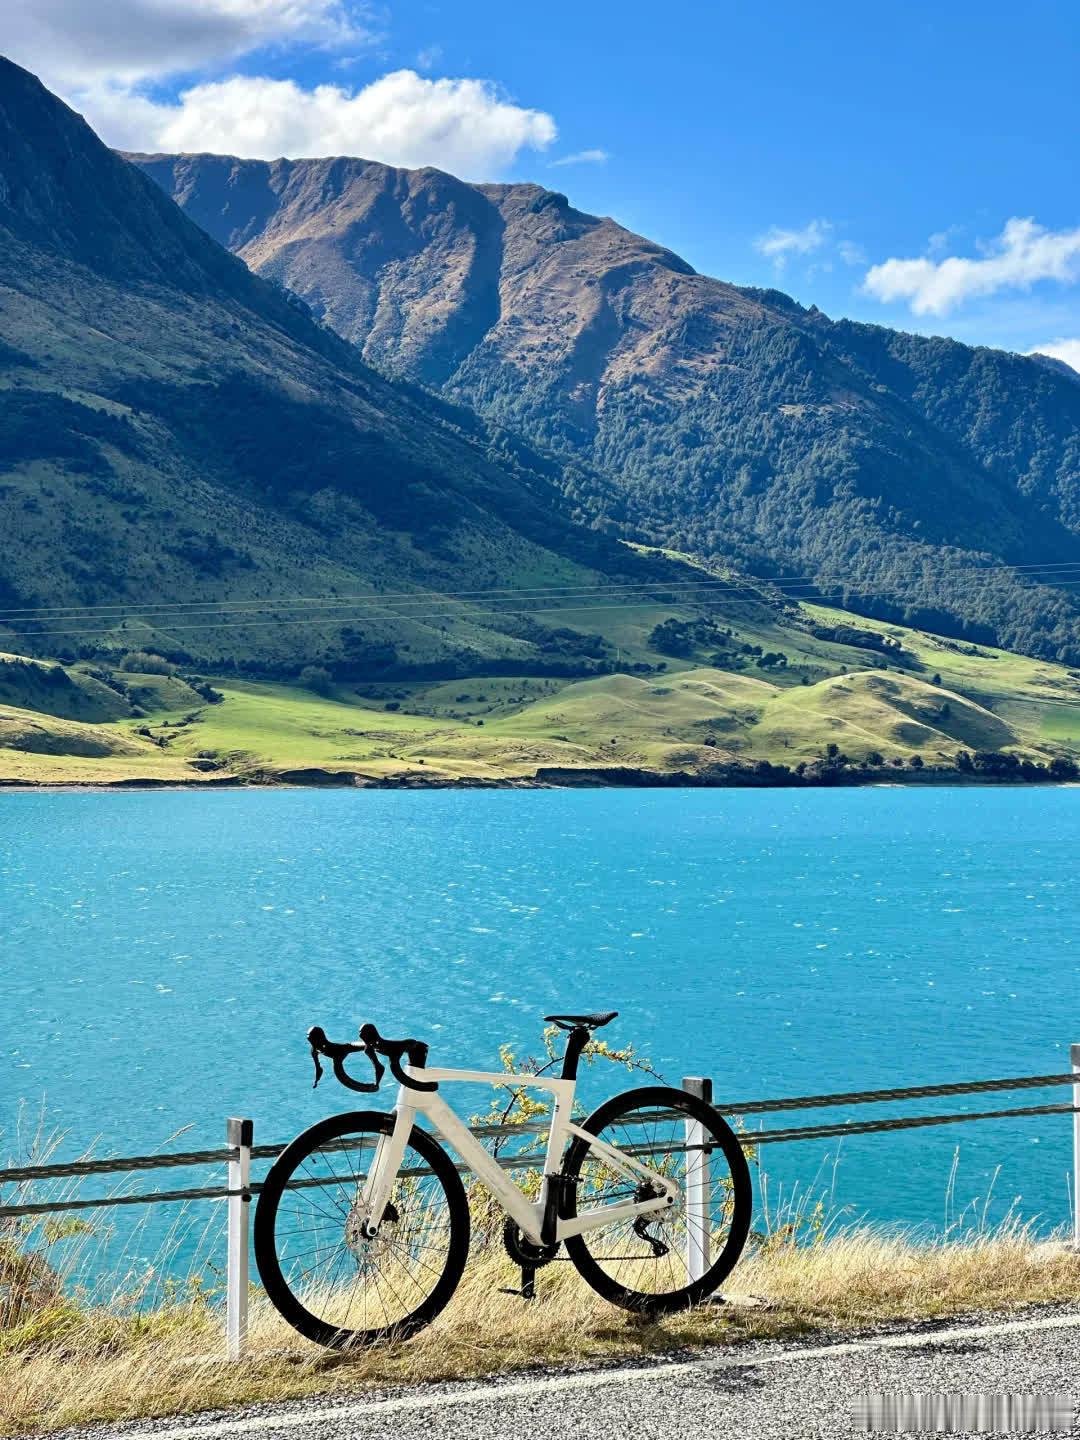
[2, 787, 1079, 1271]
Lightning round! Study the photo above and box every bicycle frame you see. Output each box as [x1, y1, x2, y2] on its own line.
[358, 1063, 680, 1248]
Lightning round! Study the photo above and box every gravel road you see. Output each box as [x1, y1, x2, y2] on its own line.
[64, 1308, 1080, 1440]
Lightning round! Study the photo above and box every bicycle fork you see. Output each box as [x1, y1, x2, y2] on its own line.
[355, 1098, 415, 1237]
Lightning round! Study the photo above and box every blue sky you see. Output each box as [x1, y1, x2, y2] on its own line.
[7, 0, 1080, 365]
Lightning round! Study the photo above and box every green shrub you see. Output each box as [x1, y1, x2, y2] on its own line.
[298, 665, 335, 697]
[119, 652, 174, 675]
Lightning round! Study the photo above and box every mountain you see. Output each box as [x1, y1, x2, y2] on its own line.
[0, 57, 703, 681]
[131, 151, 1080, 666]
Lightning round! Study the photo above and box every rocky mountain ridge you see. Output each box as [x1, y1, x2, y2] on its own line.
[131, 149, 1080, 665]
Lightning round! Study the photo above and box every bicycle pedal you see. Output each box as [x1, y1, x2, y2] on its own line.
[497, 1286, 537, 1300]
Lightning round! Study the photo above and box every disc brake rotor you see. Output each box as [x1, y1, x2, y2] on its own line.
[344, 1199, 399, 1263]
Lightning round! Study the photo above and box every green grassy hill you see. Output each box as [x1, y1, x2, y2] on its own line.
[750, 672, 1013, 762]
[0, 653, 129, 721]
[4, 594, 1079, 786]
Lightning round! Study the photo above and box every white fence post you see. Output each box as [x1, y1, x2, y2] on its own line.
[1072, 1047, 1080, 1249]
[682, 1077, 712, 1284]
[226, 1116, 253, 1361]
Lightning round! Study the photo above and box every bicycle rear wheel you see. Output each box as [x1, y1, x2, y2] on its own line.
[560, 1085, 751, 1314]
[254, 1110, 470, 1348]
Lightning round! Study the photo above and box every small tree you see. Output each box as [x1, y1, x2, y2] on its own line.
[866, 751, 884, 767]
[119, 651, 174, 675]
[298, 665, 334, 697]
[908, 753, 924, 770]
[465, 1029, 663, 1244]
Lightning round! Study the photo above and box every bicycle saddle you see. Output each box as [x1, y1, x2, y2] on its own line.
[544, 1011, 618, 1031]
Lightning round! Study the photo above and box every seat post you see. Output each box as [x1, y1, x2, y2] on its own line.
[560, 1025, 590, 1081]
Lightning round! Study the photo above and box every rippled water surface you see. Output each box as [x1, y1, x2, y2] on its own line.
[3, 787, 1078, 1248]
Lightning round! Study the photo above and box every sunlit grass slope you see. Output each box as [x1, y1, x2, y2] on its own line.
[3, 591, 1080, 784]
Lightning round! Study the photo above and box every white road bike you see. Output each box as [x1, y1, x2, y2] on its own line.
[254, 1012, 752, 1348]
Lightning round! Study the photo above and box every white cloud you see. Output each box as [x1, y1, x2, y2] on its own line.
[549, 148, 609, 168]
[754, 219, 832, 271]
[4, 0, 556, 179]
[864, 217, 1080, 316]
[87, 71, 556, 177]
[838, 240, 867, 266]
[4, 0, 371, 88]
[415, 45, 443, 71]
[1028, 338, 1080, 374]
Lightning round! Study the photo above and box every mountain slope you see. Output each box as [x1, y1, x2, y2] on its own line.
[0, 57, 697, 677]
[131, 151, 1080, 666]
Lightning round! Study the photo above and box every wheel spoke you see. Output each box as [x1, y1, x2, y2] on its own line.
[564, 1093, 750, 1308]
[258, 1119, 466, 1347]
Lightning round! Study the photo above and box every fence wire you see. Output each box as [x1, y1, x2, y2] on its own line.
[2, 1070, 1077, 1219]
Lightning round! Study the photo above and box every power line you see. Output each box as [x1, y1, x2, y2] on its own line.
[9, 572, 1080, 645]
[0, 597, 786, 641]
[4, 555, 1080, 624]
[0, 575, 768, 620]
[4, 567, 1080, 638]
[0, 580, 807, 640]
[7, 574, 1080, 643]
[0, 576, 818, 627]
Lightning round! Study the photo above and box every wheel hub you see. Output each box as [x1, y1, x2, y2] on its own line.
[345, 1199, 398, 1263]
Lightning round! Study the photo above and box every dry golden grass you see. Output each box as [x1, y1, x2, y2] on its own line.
[4, 1224, 1079, 1436]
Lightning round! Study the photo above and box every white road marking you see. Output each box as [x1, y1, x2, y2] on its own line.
[125, 1309, 1080, 1439]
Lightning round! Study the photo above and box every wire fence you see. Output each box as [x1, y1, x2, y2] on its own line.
[4, 1057, 1080, 1357]
[5, 1069, 1078, 1213]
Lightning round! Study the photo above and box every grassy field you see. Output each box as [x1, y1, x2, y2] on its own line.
[2, 597, 1080, 786]
[2, 1222, 1077, 1433]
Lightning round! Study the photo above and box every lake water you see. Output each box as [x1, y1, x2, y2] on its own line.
[3, 787, 1079, 1276]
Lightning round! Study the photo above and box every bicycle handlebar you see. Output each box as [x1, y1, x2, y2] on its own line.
[307, 1023, 437, 1093]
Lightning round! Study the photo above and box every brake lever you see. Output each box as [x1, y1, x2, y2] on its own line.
[307, 1025, 385, 1093]
[359, 1022, 438, 1093]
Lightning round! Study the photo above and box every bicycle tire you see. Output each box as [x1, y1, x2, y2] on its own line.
[254, 1110, 470, 1348]
[560, 1085, 752, 1314]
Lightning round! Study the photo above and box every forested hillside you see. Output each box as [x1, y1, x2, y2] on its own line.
[0, 58, 697, 680]
[132, 152, 1080, 665]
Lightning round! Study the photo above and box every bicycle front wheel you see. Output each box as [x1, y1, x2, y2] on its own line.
[561, 1085, 751, 1314]
[254, 1110, 470, 1348]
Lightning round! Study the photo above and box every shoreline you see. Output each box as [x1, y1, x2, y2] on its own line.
[2, 766, 1078, 794]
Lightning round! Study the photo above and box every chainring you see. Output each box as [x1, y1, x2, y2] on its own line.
[502, 1216, 560, 1268]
